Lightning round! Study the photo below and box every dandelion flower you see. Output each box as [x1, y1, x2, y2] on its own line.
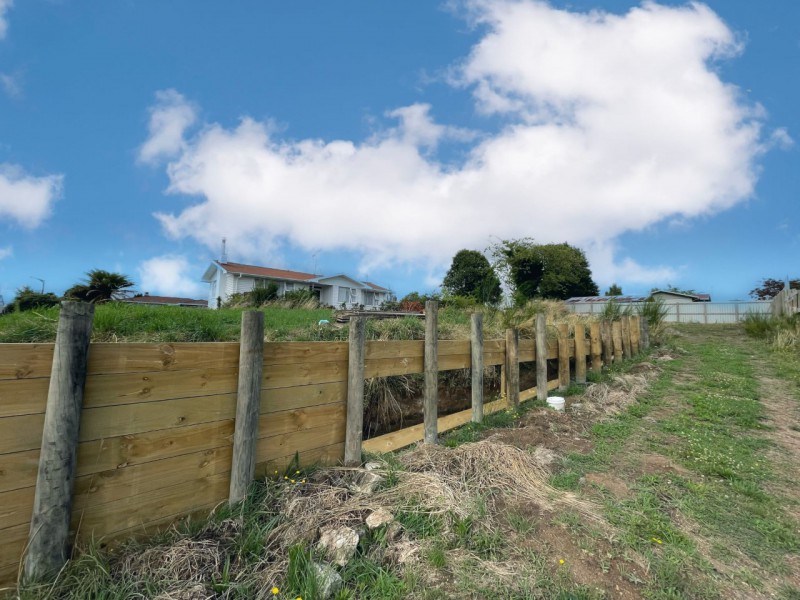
[284, 476, 288, 480]
[291, 479, 296, 483]
[295, 470, 301, 474]
[559, 559, 565, 565]
[271, 587, 279, 595]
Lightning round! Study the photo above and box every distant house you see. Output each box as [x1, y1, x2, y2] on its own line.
[201, 261, 394, 309]
[565, 289, 712, 307]
[122, 294, 208, 308]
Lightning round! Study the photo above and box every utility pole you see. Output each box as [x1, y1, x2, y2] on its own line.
[31, 277, 45, 293]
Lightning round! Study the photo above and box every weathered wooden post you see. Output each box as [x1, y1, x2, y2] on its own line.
[574, 323, 587, 384]
[630, 315, 640, 354]
[505, 328, 520, 408]
[612, 320, 623, 363]
[24, 302, 94, 581]
[589, 321, 602, 374]
[621, 316, 632, 360]
[557, 323, 570, 390]
[424, 301, 438, 444]
[229, 311, 265, 503]
[344, 316, 367, 466]
[601, 320, 613, 367]
[535, 314, 548, 402]
[471, 313, 484, 423]
[640, 317, 650, 349]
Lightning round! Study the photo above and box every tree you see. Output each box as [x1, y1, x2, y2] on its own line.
[749, 278, 800, 300]
[64, 270, 134, 303]
[11, 286, 60, 312]
[442, 249, 502, 305]
[605, 284, 622, 296]
[491, 238, 599, 304]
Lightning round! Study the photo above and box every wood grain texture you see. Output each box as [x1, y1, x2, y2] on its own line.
[264, 342, 348, 365]
[535, 314, 548, 402]
[254, 442, 344, 477]
[263, 360, 348, 389]
[0, 344, 54, 380]
[557, 323, 571, 390]
[87, 343, 239, 375]
[589, 322, 602, 374]
[621, 316, 632, 360]
[602, 321, 613, 366]
[471, 314, 483, 423]
[574, 324, 587, 384]
[505, 329, 520, 407]
[519, 379, 560, 402]
[612, 321, 623, 363]
[0, 378, 49, 417]
[0, 485, 34, 530]
[261, 381, 346, 414]
[255, 422, 346, 464]
[345, 317, 365, 466]
[0, 449, 40, 494]
[423, 301, 438, 445]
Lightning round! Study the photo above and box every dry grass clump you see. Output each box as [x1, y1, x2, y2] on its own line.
[400, 441, 606, 525]
[581, 373, 652, 416]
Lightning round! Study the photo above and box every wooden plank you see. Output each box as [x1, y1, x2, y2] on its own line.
[557, 324, 571, 390]
[70, 472, 230, 540]
[365, 340, 423, 361]
[602, 321, 613, 366]
[0, 449, 40, 493]
[589, 322, 602, 373]
[363, 356, 423, 378]
[75, 420, 235, 477]
[83, 368, 238, 409]
[438, 340, 470, 357]
[505, 329, 519, 407]
[0, 414, 44, 454]
[79, 394, 237, 442]
[363, 397, 511, 454]
[264, 341, 349, 366]
[262, 381, 346, 414]
[0, 344, 54, 380]
[536, 314, 548, 402]
[612, 321, 623, 363]
[484, 352, 505, 367]
[345, 318, 366, 467]
[574, 324, 587, 384]
[630, 316, 641, 354]
[255, 422, 346, 464]
[621, 316, 632, 360]
[0, 522, 28, 581]
[519, 378, 560, 402]
[72, 447, 232, 513]
[258, 399, 346, 440]
[0, 378, 49, 417]
[87, 343, 240, 375]
[471, 313, 483, 424]
[263, 360, 348, 389]
[518, 339, 535, 363]
[439, 353, 471, 372]
[0, 486, 34, 530]
[254, 442, 344, 477]
[424, 301, 438, 444]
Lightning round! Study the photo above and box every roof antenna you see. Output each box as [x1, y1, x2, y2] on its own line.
[221, 237, 228, 263]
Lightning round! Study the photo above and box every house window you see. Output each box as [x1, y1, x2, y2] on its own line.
[364, 292, 374, 306]
[338, 287, 349, 304]
[350, 289, 357, 304]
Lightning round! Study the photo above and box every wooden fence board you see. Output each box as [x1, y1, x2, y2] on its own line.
[255, 442, 344, 476]
[518, 379, 560, 402]
[365, 340, 423, 361]
[438, 340, 470, 356]
[255, 422, 346, 464]
[0, 378, 49, 417]
[0, 522, 27, 577]
[87, 343, 240, 375]
[264, 342, 349, 366]
[261, 381, 346, 414]
[363, 356, 424, 378]
[79, 394, 237, 442]
[83, 368, 238, 409]
[0, 344, 54, 380]
[0, 485, 33, 530]
[0, 414, 45, 454]
[0, 449, 39, 494]
[519, 339, 535, 363]
[257, 402, 346, 440]
[262, 360, 348, 389]
[70, 472, 230, 540]
[75, 420, 235, 478]
[73, 447, 232, 512]
[484, 352, 505, 367]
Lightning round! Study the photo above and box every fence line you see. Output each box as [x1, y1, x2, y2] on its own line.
[567, 300, 770, 324]
[772, 286, 800, 317]
[0, 305, 645, 586]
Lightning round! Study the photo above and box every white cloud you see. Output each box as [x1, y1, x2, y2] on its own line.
[148, 1, 771, 287]
[0, 73, 21, 98]
[138, 255, 205, 298]
[0, 245, 11, 260]
[138, 89, 197, 165]
[0, 0, 12, 40]
[0, 164, 62, 227]
[586, 242, 677, 287]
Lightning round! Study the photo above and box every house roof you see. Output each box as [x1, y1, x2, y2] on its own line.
[211, 261, 321, 282]
[566, 291, 712, 303]
[363, 281, 390, 292]
[122, 295, 208, 307]
[651, 290, 711, 302]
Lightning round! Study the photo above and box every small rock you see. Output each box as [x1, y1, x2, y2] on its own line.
[317, 526, 359, 567]
[365, 508, 394, 529]
[364, 461, 383, 471]
[351, 470, 384, 495]
[385, 540, 419, 565]
[313, 562, 343, 599]
[385, 521, 402, 541]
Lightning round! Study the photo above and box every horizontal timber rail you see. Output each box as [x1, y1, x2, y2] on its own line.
[0, 301, 646, 587]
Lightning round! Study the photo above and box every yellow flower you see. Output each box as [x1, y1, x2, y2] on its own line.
[271, 587, 279, 595]
[274, 470, 278, 474]
[291, 479, 296, 483]
[283, 476, 288, 480]
[651, 537, 663, 544]
[295, 470, 301, 474]
[559, 559, 565, 565]
[302, 479, 306, 483]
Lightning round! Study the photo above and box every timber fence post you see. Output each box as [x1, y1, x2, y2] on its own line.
[612, 320, 623, 363]
[424, 301, 439, 444]
[229, 311, 265, 504]
[630, 315, 640, 354]
[621, 316, 632, 360]
[601, 320, 613, 367]
[471, 313, 484, 423]
[506, 328, 520, 408]
[557, 323, 570, 390]
[344, 316, 367, 466]
[589, 321, 602, 374]
[535, 314, 548, 402]
[641, 317, 650, 349]
[24, 301, 94, 581]
[574, 323, 587, 384]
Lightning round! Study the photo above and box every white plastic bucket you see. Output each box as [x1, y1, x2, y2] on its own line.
[546, 396, 565, 411]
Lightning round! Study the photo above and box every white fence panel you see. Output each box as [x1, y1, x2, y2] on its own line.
[566, 301, 771, 324]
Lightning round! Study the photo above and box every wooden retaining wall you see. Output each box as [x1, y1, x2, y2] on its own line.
[0, 309, 645, 586]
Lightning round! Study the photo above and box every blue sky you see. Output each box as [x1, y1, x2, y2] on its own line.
[0, 0, 797, 304]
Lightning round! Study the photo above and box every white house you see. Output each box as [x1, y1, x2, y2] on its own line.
[201, 261, 394, 309]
